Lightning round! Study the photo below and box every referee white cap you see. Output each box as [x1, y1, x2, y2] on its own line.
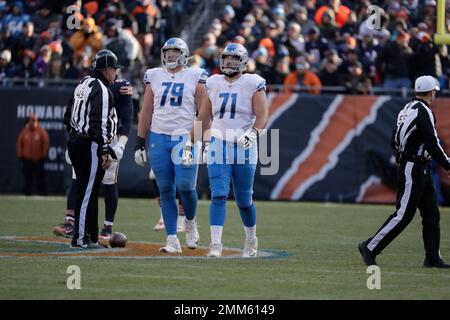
[415, 75, 440, 92]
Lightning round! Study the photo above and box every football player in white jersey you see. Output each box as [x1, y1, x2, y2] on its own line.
[134, 38, 208, 253]
[194, 43, 269, 257]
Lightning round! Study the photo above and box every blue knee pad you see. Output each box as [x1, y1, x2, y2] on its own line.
[235, 191, 253, 209]
[210, 195, 227, 226]
[238, 203, 256, 227]
[178, 189, 198, 220]
[236, 192, 256, 227]
[176, 179, 195, 192]
[158, 181, 175, 198]
[176, 177, 198, 220]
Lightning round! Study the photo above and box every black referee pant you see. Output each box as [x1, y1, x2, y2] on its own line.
[366, 160, 441, 261]
[67, 135, 105, 246]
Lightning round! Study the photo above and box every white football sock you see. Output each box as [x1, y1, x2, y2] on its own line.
[186, 217, 196, 225]
[210, 225, 223, 244]
[168, 234, 178, 241]
[244, 225, 256, 240]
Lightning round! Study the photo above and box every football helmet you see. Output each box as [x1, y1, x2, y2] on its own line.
[93, 49, 122, 70]
[220, 43, 249, 75]
[161, 37, 190, 69]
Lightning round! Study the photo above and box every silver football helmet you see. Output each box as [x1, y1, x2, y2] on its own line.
[220, 43, 249, 75]
[161, 37, 189, 69]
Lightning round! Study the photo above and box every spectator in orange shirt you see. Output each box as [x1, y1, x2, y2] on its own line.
[315, 0, 350, 28]
[284, 55, 322, 94]
[258, 22, 279, 59]
[16, 114, 50, 195]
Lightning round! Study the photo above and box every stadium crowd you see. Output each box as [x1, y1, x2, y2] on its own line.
[0, 0, 450, 94]
[0, 0, 195, 84]
[193, 0, 450, 94]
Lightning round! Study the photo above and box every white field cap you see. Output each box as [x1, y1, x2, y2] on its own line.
[415, 75, 440, 92]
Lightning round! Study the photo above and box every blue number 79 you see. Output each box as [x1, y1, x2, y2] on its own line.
[160, 82, 184, 107]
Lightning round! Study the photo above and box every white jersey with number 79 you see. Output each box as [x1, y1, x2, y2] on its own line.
[143, 66, 208, 135]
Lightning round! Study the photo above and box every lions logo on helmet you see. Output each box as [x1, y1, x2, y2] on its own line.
[161, 37, 190, 70]
[220, 43, 249, 76]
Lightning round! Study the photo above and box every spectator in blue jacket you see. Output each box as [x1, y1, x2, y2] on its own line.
[2, 2, 30, 38]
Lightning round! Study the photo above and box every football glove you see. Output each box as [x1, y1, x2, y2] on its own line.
[238, 127, 258, 149]
[112, 135, 128, 161]
[134, 136, 147, 167]
[203, 141, 210, 165]
[182, 140, 193, 166]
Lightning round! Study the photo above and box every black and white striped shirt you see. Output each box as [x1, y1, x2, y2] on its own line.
[64, 76, 117, 146]
[392, 98, 450, 170]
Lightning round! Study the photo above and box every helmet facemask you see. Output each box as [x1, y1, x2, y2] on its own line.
[220, 54, 246, 76]
[162, 48, 183, 70]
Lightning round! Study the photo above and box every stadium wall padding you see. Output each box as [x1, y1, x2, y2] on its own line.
[1, 88, 450, 204]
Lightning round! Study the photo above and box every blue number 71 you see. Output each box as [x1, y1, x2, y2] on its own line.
[219, 93, 237, 119]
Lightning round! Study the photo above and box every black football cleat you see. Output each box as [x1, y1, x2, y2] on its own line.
[70, 241, 107, 250]
[53, 222, 74, 238]
[358, 241, 377, 266]
[423, 258, 450, 269]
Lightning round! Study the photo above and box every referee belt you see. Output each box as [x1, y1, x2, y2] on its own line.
[399, 153, 430, 164]
[70, 131, 91, 139]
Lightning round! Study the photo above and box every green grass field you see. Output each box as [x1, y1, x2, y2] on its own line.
[1, 195, 450, 300]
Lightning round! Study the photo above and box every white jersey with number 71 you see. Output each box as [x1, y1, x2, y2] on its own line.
[206, 73, 266, 142]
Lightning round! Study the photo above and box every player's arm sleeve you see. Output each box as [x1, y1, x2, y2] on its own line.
[143, 69, 153, 86]
[418, 107, 450, 170]
[88, 83, 110, 146]
[252, 75, 267, 94]
[205, 77, 211, 94]
[117, 87, 133, 137]
[198, 69, 209, 84]
[390, 128, 401, 163]
[252, 84, 269, 130]
[63, 96, 74, 133]
[390, 128, 398, 150]
[205, 76, 215, 100]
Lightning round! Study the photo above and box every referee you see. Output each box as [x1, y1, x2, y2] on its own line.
[64, 50, 119, 249]
[359, 75, 450, 268]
